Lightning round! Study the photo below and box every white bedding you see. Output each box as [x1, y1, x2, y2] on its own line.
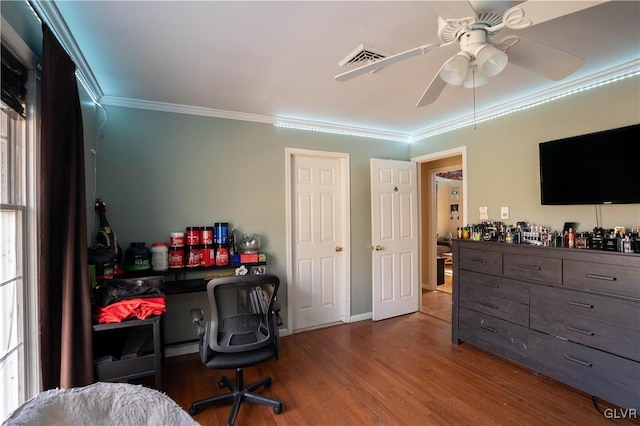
[3, 382, 199, 426]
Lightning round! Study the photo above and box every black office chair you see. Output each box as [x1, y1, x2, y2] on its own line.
[189, 274, 283, 425]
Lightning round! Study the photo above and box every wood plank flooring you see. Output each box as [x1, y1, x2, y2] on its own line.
[421, 264, 453, 322]
[156, 311, 636, 426]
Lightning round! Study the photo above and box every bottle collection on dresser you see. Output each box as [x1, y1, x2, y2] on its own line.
[457, 220, 640, 253]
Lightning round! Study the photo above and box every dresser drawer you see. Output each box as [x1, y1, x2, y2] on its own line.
[563, 260, 640, 300]
[529, 331, 640, 410]
[458, 307, 530, 365]
[503, 253, 561, 285]
[530, 285, 640, 362]
[460, 270, 529, 326]
[459, 247, 502, 275]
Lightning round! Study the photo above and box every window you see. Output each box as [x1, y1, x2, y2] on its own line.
[1, 100, 27, 419]
[1, 41, 39, 419]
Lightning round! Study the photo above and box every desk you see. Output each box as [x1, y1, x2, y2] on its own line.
[164, 278, 213, 295]
[93, 316, 162, 390]
[107, 263, 268, 356]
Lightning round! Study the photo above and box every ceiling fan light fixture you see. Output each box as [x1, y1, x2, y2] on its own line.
[475, 45, 508, 77]
[440, 53, 470, 86]
[463, 65, 489, 88]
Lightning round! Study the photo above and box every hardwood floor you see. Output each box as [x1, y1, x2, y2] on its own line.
[155, 311, 634, 426]
[421, 264, 452, 322]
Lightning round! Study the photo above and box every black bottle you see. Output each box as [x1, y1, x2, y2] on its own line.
[95, 198, 123, 275]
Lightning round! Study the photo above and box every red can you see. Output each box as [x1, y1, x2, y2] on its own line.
[201, 226, 214, 245]
[185, 245, 201, 268]
[186, 226, 201, 245]
[215, 244, 229, 266]
[170, 232, 184, 247]
[169, 246, 184, 269]
[200, 244, 215, 267]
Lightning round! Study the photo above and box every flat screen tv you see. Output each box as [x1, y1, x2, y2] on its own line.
[539, 123, 640, 205]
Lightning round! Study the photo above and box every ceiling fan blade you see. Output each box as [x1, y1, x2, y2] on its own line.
[335, 43, 440, 82]
[503, 0, 610, 30]
[506, 36, 585, 81]
[415, 71, 447, 108]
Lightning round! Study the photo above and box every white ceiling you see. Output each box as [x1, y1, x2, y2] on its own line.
[44, 1, 640, 140]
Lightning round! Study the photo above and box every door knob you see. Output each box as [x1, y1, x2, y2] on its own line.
[335, 246, 343, 252]
[374, 245, 383, 251]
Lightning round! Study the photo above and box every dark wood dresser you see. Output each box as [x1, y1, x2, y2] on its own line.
[452, 239, 640, 410]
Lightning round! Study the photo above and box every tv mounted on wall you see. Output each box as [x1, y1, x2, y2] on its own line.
[539, 123, 640, 205]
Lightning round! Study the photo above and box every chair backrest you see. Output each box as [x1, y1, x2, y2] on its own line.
[205, 274, 279, 353]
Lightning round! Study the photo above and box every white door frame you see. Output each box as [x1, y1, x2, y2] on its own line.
[412, 146, 467, 293]
[285, 148, 351, 333]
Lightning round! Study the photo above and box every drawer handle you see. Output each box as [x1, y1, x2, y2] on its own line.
[585, 273, 617, 281]
[518, 264, 541, 271]
[470, 257, 487, 263]
[480, 302, 499, 310]
[480, 324, 498, 333]
[563, 354, 592, 367]
[566, 300, 594, 309]
[566, 325, 594, 336]
[480, 283, 499, 288]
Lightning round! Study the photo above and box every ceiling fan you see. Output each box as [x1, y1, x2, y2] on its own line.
[335, 0, 609, 107]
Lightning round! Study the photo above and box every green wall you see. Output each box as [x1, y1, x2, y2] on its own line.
[410, 75, 640, 232]
[95, 106, 410, 322]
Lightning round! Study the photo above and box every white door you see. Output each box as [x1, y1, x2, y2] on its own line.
[289, 150, 349, 331]
[371, 159, 419, 321]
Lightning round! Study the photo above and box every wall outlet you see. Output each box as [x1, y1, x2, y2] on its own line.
[479, 206, 488, 221]
[501, 206, 509, 220]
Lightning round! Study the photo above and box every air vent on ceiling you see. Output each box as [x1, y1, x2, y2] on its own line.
[339, 44, 389, 67]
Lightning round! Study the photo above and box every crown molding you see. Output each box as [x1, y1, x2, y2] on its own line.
[274, 118, 409, 142]
[100, 96, 275, 124]
[31, 0, 103, 99]
[100, 95, 411, 142]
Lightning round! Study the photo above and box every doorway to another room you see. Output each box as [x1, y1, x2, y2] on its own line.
[414, 148, 465, 323]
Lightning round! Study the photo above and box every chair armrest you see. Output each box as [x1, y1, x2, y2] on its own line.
[272, 300, 283, 326]
[190, 308, 205, 337]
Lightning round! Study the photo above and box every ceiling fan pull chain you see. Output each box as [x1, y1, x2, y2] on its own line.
[472, 70, 477, 130]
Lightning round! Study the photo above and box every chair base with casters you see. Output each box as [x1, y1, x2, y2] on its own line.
[189, 275, 283, 426]
[189, 366, 283, 423]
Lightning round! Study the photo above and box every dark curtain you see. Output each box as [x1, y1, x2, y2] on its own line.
[39, 24, 94, 389]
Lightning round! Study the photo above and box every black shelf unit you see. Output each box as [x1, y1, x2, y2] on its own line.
[122, 262, 268, 295]
[92, 316, 162, 390]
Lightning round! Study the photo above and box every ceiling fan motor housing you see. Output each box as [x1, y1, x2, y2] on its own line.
[459, 29, 508, 77]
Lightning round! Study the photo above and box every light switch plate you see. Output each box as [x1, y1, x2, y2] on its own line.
[501, 206, 509, 220]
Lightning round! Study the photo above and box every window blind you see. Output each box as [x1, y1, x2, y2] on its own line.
[1, 44, 28, 116]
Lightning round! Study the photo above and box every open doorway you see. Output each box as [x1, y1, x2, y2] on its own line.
[413, 148, 466, 322]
